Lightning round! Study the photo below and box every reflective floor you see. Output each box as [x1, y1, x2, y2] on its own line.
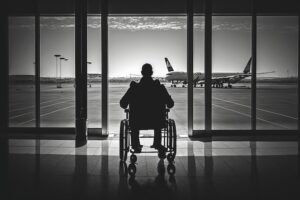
[1, 137, 300, 200]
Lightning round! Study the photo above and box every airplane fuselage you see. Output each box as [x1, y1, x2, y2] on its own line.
[165, 72, 203, 82]
[165, 71, 250, 83]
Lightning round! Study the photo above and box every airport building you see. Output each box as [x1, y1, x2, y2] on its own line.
[0, 0, 299, 199]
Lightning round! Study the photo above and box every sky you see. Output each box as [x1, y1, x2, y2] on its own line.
[9, 16, 298, 78]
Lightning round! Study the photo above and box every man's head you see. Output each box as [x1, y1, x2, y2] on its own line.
[141, 63, 153, 77]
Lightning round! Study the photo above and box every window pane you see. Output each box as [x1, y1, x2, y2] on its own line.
[193, 16, 205, 131]
[257, 16, 298, 130]
[212, 16, 252, 130]
[108, 16, 187, 135]
[9, 17, 35, 127]
[87, 16, 101, 128]
[40, 17, 75, 127]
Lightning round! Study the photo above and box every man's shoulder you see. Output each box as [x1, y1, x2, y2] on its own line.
[154, 79, 161, 86]
[130, 81, 138, 88]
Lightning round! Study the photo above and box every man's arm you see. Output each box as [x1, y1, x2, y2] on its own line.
[120, 81, 137, 109]
[161, 85, 174, 108]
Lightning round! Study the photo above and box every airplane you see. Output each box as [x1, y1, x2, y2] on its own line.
[164, 57, 273, 88]
[165, 58, 203, 87]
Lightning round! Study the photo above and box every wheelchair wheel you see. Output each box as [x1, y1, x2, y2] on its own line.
[130, 154, 137, 163]
[167, 163, 176, 175]
[169, 119, 177, 157]
[158, 150, 166, 159]
[119, 120, 129, 161]
[128, 163, 137, 176]
[167, 153, 175, 163]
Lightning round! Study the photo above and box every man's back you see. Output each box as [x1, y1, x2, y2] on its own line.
[120, 77, 174, 130]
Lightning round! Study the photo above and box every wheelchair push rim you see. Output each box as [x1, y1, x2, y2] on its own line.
[119, 120, 130, 161]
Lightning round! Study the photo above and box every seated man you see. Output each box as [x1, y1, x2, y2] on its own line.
[120, 63, 174, 153]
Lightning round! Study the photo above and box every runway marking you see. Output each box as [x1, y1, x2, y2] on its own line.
[9, 97, 74, 113]
[18, 105, 75, 126]
[9, 93, 73, 107]
[213, 97, 298, 120]
[9, 100, 74, 120]
[212, 103, 290, 129]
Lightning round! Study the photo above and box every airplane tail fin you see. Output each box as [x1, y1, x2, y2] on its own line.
[243, 57, 252, 74]
[165, 57, 174, 72]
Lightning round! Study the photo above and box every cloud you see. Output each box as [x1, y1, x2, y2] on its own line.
[107, 17, 187, 31]
[9, 16, 298, 34]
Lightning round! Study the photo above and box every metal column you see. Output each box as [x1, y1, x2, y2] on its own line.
[35, 2, 41, 128]
[251, 2, 257, 131]
[0, 0, 9, 131]
[101, 0, 108, 136]
[298, 15, 300, 132]
[187, 0, 194, 136]
[75, 0, 88, 146]
[82, 0, 88, 127]
[204, 0, 212, 132]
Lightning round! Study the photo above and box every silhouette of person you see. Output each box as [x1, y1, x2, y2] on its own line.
[120, 63, 174, 152]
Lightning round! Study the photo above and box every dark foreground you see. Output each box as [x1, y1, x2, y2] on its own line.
[1, 138, 300, 200]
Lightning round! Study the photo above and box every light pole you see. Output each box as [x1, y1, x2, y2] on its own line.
[54, 54, 61, 88]
[58, 57, 68, 88]
[58, 57, 64, 88]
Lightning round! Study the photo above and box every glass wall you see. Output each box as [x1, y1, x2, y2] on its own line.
[212, 16, 252, 130]
[193, 16, 205, 131]
[6, 14, 299, 134]
[257, 16, 298, 130]
[108, 16, 187, 135]
[9, 17, 36, 127]
[40, 17, 75, 127]
[87, 16, 102, 128]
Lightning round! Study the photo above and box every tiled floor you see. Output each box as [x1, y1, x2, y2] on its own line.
[1, 137, 300, 200]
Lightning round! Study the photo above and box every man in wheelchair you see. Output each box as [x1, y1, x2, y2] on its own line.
[120, 63, 174, 153]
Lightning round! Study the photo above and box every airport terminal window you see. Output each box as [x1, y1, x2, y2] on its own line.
[212, 16, 252, 130]
[87, 16, 102, 128]
[257, 16, 298, 130]
[40, 16, 75, 127]
[8, 17, 36, 127]
[108, 16, 188, 135]
[193, 16, 205, 130]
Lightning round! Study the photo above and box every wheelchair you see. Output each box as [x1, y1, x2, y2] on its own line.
[119, 108, 177, 175]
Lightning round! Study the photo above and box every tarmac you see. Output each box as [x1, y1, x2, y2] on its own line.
[8, 82, 298, 135]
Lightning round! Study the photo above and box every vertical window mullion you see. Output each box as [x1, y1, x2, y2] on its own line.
[1, 10, 9, 130]
[205, 0, 212, 133]
[187, 0, 194, 136]
[35, 15, 40, 128]
[251, 7, 257, 132]
[298, 15, 300, 132]
[101, 0, 108, 136]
